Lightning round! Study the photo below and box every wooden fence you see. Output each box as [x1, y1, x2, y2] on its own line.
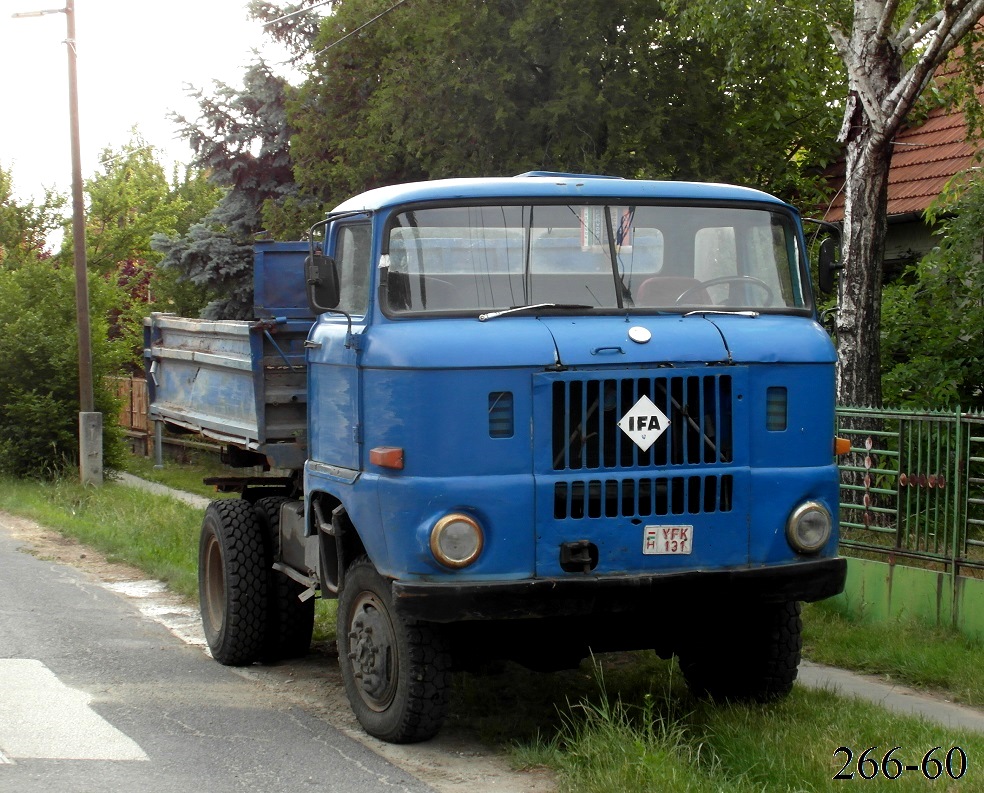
[108, 376, 149, 434]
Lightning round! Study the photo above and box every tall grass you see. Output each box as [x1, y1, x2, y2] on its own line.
[498, 656, 984, 792]
[538, 662, 729, 793]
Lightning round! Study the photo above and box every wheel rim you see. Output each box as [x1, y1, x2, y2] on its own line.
[347, 591, 399, 712]
[202, 531, 225, 635]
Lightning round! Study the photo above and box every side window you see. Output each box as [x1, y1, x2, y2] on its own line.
[335, 224, 371, 315]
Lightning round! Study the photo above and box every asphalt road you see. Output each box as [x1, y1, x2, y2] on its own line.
[0, 520, 436, 793]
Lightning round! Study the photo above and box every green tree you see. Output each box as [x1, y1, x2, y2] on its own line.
[81, 134, 222, 354]
[249, 0, 325, 59]
[86, 134, 184, 276]
[289, 0, 842, 206]
[150, 165, 225, 316]
[0, 165, 65, 266]
[0, 253, 128, 478]
[0, 167, 130, 478]
[881, 172, 984, 408]
[169, 1, 842, 315]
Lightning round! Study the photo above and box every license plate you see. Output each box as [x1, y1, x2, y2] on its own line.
[643, 525, 693, 555]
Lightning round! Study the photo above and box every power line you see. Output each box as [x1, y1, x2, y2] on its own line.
[262, 0, 335, 29]
[312, 0, 411, 57]
[98, 145, 155, 167]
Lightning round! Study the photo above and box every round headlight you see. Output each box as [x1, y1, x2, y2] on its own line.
[430, 513, 484, 569]
[786, 501, 832, 554]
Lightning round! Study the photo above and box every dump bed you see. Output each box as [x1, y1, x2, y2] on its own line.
[144, 242, 314, 471]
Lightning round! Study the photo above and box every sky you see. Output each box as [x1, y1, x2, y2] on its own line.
[0, 0, 296, 203]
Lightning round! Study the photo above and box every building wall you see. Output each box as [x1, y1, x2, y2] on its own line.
[884, 217, 940, 267]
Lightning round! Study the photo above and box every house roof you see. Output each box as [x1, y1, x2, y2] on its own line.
[824, 80, 983, 222]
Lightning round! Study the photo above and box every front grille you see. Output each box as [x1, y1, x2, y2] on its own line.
[551, 374, 733, 471]
[554, 474, 733, 519]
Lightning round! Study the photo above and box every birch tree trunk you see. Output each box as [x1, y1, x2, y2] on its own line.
[829, 0, 984, 406]
[836, 136, 892, 406]
[832, 8, 900, 407]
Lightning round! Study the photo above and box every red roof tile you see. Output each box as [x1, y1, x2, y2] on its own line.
[824, 81, 983, 222]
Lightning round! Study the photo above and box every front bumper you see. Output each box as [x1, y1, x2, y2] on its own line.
[392, 557, 846, 623]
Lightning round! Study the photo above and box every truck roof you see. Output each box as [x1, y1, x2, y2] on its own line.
[329, 175, 791, 215]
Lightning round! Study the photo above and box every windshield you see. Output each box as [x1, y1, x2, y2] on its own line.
[383, 203, 807, 315]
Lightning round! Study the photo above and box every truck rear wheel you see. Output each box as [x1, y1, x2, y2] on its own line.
[199, 499, 269, 665]
[254, 497, 315, 661]
[678, 600, 802, 702]
[337, 557, 451, 743]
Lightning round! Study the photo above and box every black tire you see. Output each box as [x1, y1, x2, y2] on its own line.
[199, 499, 269, 666]
[337, 557, 451, 743]
[678, 600, 802, 702]
[254, 497, 315, 662]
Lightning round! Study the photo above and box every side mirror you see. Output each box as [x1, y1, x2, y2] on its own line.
[817, 237, 842, 294]
[306, 254, 340, 313]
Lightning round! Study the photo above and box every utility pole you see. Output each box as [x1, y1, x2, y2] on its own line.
[12, 1, 102, 485]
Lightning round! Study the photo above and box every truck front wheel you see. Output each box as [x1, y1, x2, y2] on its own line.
[337, 557, 451, 743]
[199, 499, 269, 665]
[677, 600, 802, 702]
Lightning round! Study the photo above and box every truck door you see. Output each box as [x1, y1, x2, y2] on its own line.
[306, 222, 372, 471]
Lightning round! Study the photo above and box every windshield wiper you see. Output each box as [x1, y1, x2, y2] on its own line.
[682, 310, 759, 318]
[478, 303, 595, 322]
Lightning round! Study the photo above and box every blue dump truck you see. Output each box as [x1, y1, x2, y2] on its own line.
[145, 174, 847, 743]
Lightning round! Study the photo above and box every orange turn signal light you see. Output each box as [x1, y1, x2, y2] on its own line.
[834, 437, 852, 456]
[370, 446, 404, 469]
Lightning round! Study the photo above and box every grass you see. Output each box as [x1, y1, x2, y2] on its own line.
[451, 653, 984, 792]
[121, 449, 237, 500]
[2, 463, 984, 792]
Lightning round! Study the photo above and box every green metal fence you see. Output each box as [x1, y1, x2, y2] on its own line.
[835, 406, 984, 579]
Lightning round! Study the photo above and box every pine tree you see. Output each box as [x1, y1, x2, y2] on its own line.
[152, 63, 302, 319]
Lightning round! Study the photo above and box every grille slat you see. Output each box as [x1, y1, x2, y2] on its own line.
[551, 374, 733, 472]
[554, 475, 734, 520]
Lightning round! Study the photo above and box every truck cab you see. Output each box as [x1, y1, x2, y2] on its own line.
[154, 174, 846, 744]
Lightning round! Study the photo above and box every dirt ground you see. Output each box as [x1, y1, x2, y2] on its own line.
[1, 511, 555, 793]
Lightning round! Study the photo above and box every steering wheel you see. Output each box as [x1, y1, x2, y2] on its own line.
[675, 275, 774, 307]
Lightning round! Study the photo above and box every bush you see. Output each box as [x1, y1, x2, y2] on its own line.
[0, 390, 76, 477]
[0, 256, 126, 478]
[881, 172, 984, 409]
